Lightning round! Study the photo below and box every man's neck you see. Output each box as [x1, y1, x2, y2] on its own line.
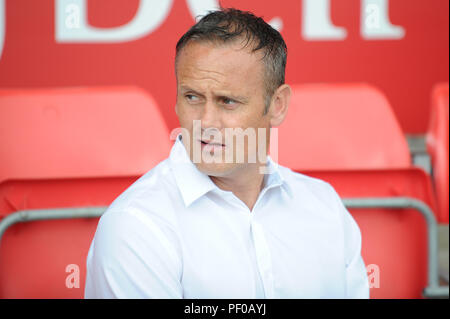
[209, 163, 266, 212]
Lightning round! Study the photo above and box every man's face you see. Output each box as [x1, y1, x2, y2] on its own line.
[175, 40, 271, 177]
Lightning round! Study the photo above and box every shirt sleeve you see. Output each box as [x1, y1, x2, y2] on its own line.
[338, 198, 370, 299]
[84, 207, 183, 299]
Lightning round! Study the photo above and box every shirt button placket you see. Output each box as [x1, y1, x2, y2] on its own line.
[250, 217, 274, 298]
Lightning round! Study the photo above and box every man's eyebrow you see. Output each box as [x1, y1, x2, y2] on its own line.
[179, 85, 204, 96]
[215, 93, 249, 103]
[214, 91, 248, 102]
[179, 85, 249, 103]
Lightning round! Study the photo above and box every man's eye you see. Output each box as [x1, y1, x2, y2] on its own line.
[185, 94, 199, 102]
[221, 98, 237, 106]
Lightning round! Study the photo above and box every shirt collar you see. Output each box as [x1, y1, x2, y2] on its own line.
[168, 134, 291, 207]
[264, 155, 293, 198]
[168, 134, 217, 207]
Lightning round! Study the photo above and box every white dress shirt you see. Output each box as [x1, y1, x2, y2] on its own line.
[85, 134, 369, 299]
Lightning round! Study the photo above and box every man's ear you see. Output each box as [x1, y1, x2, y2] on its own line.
[269, 84, 291, 127]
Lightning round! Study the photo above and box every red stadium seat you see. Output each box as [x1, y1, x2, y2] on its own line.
[304, 168, 443, 299]
[277, 83, 411, 170]
[426, 83, 449, 224]
[0, 86, 172, 298]
[0, 177, 137, 298]
[0, 86, 171, 183]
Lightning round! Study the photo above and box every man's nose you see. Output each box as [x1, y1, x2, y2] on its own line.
[200, 100, 222, 131]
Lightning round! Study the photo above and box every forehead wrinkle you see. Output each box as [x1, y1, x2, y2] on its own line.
[177, 41, 263, 79]
[192, 67, 226, 84]
[179, 68, 229, 91]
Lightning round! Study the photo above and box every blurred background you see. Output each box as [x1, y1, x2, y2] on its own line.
[0, 0, 448, 299]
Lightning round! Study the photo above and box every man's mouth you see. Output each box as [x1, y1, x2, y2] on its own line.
[199, 139, 226, 152]
[200, 140, 225, 147]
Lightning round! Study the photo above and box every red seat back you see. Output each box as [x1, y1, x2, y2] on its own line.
[0, 86, 172, 182]
[304, 168, 437, 299]
[426, 83, 449, 224]
[0, 177, 138, 298]
[278, 83, 411, 170]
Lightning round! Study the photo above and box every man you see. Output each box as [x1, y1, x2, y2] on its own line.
[85, 8, 369, 298]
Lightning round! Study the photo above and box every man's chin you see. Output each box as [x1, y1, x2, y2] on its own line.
[193, 161, 238, 177]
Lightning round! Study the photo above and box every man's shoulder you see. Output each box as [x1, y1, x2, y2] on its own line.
[276, 165, 354, 235]
[87, 159, 182, 278]
[101, 159, 180, 228]
[279, 165, 337, 195]
[277, 164, 343, 211]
